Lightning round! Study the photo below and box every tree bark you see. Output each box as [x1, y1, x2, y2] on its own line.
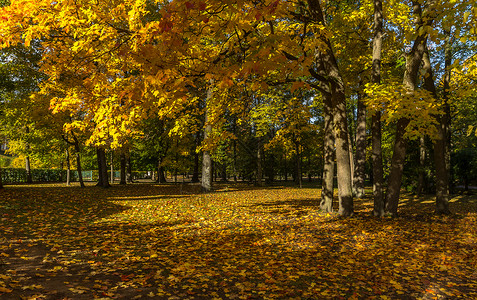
[321, 93, 335, 213]
[307, 0, 353, 216]
[371, 0, 385, 216]
[96, 148, 110, 188]
[156, 156, 167, 183]
[354, 93, 366, 198]
[422, 49, 450, 214]
[120, 153, 127, 185]
[72, 134, 85, 188]
[126, 153, 134, 183]
[201, 83, 213, 192]
[385, 1, 431, 216]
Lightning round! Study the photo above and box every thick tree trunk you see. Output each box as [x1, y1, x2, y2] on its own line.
[321, 93, 335, 213]
[96, 148, 110, 188]
[120, 153, 127, 185]
[422, 49, 450, 214]
[372, 113, 385, 216]
[385, 1, 431, 216]
[371, 0, 385, 216]
[331, 83, 354, 216]
[385, 118, 410, 215]
[66, 148, 71, 186]
[354, 95, 366, 198]
[202, 84, 213, 192]
[307, 0, 353, 216]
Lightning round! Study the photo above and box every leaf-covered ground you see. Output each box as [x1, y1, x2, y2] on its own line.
[1, 182, 476, 299]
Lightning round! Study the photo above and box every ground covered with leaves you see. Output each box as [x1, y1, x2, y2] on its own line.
[1, 182, 476, 299]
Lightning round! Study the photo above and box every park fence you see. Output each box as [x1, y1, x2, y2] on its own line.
[1, 168, 151, 184]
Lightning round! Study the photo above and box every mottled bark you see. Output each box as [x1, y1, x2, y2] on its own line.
[307, 0, 353, 216]
[371, 0, 384, 216]
[201, 83, 213, 192]
[321, 93, 335, 213]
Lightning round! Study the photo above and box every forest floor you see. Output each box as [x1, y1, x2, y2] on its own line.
[1, 182, 476, 299]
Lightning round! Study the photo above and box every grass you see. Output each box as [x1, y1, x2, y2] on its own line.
[1, 182, 476, 299]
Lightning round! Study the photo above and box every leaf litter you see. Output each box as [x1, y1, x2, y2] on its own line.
[0, 183, 476, 299]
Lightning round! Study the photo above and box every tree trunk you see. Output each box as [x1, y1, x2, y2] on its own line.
[331, 83, 354, 216]
[96, 148, 110, 188]
[295, 138, 302, 188]
[157, 156, 167, 183]
[321, 93, 335, 213]
[371, 0, 385, 216]
[66, 148, 71, 186]
[422, 49, 450, 214]
[120, 153, 127, 185]
[385, 1, 431, 216]
[25, 155, 32, 184]
[202, 83, 213, 192]
[307, 0, 353, 216]
[372, 112, 385, 216]
[354, 94, 366, 198]
[72, 135, 85, 188]
[126, 154, 134, 183]
[385, 118, 410, 215]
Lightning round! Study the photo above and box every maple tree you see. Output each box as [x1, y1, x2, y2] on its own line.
[0, 0, 476, 216]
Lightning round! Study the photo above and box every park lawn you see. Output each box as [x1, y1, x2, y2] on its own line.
[0, 183, 476, 299]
